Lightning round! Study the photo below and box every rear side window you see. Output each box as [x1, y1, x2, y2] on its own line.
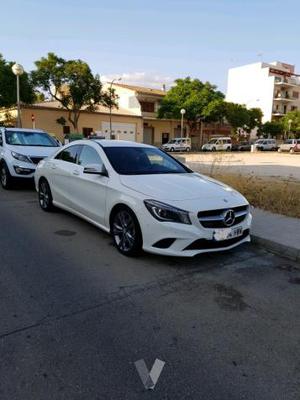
[55, 145, 82, 164]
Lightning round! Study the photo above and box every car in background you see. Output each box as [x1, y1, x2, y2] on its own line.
[161, 137, 191, 152]
[278, 139, 300, 153]
[231, 141, 252, 151]
[202, 137, 232, 152]
[0, 128, 60, 189]
[255, 139, 278, 151]
[35, 140, 251, 257]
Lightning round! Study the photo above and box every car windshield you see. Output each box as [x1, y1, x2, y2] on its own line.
[284, 140, 293, 144]
[168, 139, 177, 144]
[5, 130, 59, 147]
[208, 139, 217, 144]
[103, 146, 192, 175]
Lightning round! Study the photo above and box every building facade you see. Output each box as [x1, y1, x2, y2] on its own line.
[1, 82, 230, 146]
[226, 61, 300, 123]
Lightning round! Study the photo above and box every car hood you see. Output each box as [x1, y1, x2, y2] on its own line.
[6, 144, 59, 157]
[120, 173, 247, 205]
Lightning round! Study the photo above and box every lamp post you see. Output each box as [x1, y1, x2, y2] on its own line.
[109, 77, 121, 139]
[180, 108, 186, 138]
[288, 119, 292, 138]
[12, 63, 24, 128]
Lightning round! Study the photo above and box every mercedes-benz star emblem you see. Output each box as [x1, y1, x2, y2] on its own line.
[223, 209, 235, 227]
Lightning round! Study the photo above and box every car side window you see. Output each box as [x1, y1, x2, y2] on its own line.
[0, 131, 3, 146]
[78, 145, 103, 167]
[55, 145, 81, 164]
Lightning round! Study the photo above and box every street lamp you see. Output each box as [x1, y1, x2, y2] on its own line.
[180, 108, 186, 138]
[12, 63, 24, 128]
[109, 77, 122, 139]
[288, 119, 293, 137]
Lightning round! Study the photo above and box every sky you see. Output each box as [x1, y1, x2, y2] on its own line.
[1, 0, 300, 92]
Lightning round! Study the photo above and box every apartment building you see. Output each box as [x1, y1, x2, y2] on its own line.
[226, 61, 300, 122]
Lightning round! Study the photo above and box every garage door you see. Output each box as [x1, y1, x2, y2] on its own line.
[143, 127, 154, 144]
[101, 122, 136, 141]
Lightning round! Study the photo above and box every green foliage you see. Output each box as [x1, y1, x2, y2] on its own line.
[68, 133, 84, 141]
[224, 103, 262, 136]
[261, 121, 283, 138]
[31, 53, 117, 132]
[0, 54, 35, 107]
[281, 111, 300, 137]
[56, 116, 67, 126]
[157, 77, 225, 131]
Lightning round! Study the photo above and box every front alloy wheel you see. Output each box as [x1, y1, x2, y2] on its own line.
[0, 163, 13, 189]
[112, 208, 142, 256]
[38, 180, 54, 211]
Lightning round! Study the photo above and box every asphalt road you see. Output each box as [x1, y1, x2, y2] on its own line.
[0, 184, 300, 400]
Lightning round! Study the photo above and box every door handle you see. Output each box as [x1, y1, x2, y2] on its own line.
[72, 170, 80, 176]
[50, 164, 57, 169]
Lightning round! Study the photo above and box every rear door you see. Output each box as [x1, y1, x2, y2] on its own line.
[48, 145, 82, 206]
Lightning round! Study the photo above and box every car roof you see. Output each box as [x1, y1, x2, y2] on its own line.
[92, 139, 154, 148]
[4, 128, 45, 133]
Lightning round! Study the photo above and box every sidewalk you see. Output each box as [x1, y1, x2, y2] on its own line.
[251, 208, 300, 262]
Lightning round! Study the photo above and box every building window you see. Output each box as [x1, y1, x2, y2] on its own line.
[82, 127, 93, 137]
[293, 91, 299, 99]
[63, 125, 70, 135]
[291, 106, 298, 111]
[140, 101, 155, 113]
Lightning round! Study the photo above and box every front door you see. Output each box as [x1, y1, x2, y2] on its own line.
[67, 144, 108, 226]
[143, 127, 154, 144]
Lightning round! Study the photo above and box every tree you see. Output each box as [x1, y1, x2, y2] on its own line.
[0, 54, 35, 107]
[31, 53, 117, 132]
[281, 111, 300, 137]
[157, 77, 225, 133]
[261, 121, 283, 138]
[224, 103, 262, 137]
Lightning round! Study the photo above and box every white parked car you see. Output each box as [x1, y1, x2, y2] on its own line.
[0, 128, 61, 189]
[278, 139, 300, 153]
[161, 137, 191, 152]
[35, 140, 252, 257]
[202, 137, 232, 152]
[255, 139, 278, 151]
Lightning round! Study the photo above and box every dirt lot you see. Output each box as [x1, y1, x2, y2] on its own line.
[181, 152, 300, 182]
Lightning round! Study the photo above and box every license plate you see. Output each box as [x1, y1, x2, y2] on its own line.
[213, 226, 243, 241]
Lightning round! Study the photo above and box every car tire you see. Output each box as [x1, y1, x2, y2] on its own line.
[0, 162, 13, 190]
[226, 147, 231, 152]
[111, 206, 142, 257]
[186, 147, 191, 152]
[170, 147, 175, 152]
[212, 147, 216, 152]
[38, 179, 54, 212]
[290, 148, 295, 153]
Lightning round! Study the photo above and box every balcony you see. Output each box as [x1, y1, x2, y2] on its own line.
[274, 93, 293, 102]
[274, 77, 300, 87]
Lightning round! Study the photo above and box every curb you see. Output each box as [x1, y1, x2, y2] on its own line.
[251, 234, 300, 263]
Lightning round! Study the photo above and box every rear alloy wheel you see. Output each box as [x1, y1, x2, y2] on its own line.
[186, 147, 191, 152]
[170, 147, 175, 152]
[38, 180, 54, 211]
[290, 148, 295, 153]
[0, 162, 13, 190]
[212, 147, 216, 152]
[112, 208, 142, 256]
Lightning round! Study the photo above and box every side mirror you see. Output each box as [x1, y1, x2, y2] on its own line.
[83, 163, 108, 176]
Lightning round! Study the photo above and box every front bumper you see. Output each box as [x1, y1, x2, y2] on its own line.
[139, 210, 252, 257]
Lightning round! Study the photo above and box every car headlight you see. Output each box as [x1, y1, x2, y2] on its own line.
[144, 199, 191, 224]
[11, 151, 32, 163]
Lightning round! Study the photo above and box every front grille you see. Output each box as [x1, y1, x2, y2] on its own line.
[198, 205, 249, 228]
[184, 229, 250, 251]
[30, 156, 45, 165]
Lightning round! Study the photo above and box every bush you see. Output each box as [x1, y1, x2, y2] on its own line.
[68, 133, 84, 142]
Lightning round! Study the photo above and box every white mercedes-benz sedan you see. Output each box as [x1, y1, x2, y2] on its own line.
[34, 140, 252, 257]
